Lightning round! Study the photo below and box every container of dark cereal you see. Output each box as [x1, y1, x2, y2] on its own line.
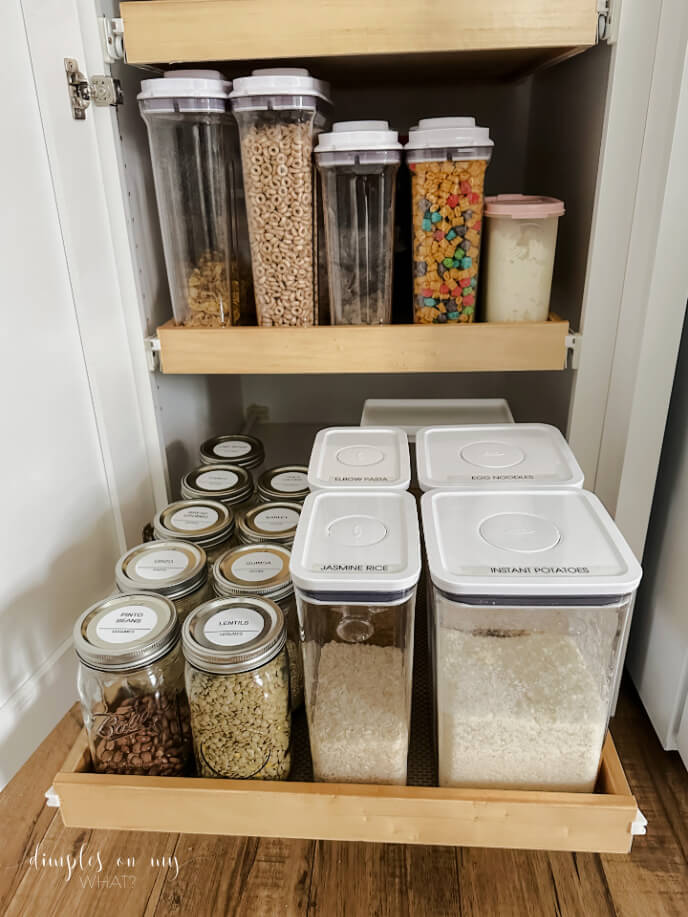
[237, 502, 302, 547]
[115, 540, 213, 624]
[181, 462, 255, 511]
[255, 465, 309, 504]
[230, 69, 331, 326]
[405, 118, 493, 324]
[74, 594, 192, 777]
[138, 70, 249, 327]
[182, 596, 291, 778]
[199, 433, 265, 470]
[153, 499, 236, 566]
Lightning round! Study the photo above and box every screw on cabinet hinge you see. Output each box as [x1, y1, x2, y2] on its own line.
[99, 17, 125, 64]
[566, 331, 583, 370]
[64, 58, 122, 121]
[145, 335, 161, 373]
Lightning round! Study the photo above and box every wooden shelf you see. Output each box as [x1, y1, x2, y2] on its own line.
[120, 1, 598, 69]
[53, 732, 638, 853]
[156, 317, 570, 374]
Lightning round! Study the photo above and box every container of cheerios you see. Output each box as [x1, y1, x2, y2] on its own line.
[230, 69, 331, 327]
[405, 118, 493, 324]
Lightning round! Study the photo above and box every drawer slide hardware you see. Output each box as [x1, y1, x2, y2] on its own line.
[64, 58, 122, 121]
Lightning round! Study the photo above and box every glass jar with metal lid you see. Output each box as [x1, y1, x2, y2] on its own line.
[255, 465, 310, 504]
[199, 434, 265, 470]
[213, 544, 303, 708]
[237, 502, 302, 547]
[115, 541, 213, 624]
[153, 499, 236, 566]
[73, 593, 192, 776]
[181, 463, 255, 511]
[182, 596, 291, 779]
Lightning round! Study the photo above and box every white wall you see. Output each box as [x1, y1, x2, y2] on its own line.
[0, 1, 120, 787]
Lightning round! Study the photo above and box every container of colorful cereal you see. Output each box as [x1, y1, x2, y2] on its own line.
[405, 118, 493, 324]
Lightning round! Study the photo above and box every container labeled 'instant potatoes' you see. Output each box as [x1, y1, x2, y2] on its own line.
[237, 502, 302, 546]
[230, 69, 331, 326]
[182, 463, 255, 510]
[406, 118, 493, 324]
[116, 541, 213, 623]
[153, 499, 235, 566]
[199, 434, 265, 470]
[256, 465, 309, 503]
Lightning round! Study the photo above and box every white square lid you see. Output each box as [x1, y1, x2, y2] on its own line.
[421, 488, 642, 597]
[290, 490, 421, 593]
[307, 427, 411, 491]
[360, 398, 513, 442]
[416, 424, 584, 491]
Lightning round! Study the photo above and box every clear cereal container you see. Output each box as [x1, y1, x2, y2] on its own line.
[421, 488, 642, 791]
[484, 195, 565, 323]
[256, 465, 310, 504]
[138, 71, 247, 327]
[290, 491, 421, 784]
[230, 69, 331, 326]
[307, 427, 411, 491]
[116, 540, 213, 624]
[315, 122, 401, 324]
[237, 502, 302, 547]
[182, 463, 255, 511]
[415, 424, 584, 492]
[74, 594, 192, 776]
[213, 544, 304, 709]
[199, 433, 265, 471]
[153, 499, 235, 567]
[182, 596, 291, 779]
[405, 118, 493, 324]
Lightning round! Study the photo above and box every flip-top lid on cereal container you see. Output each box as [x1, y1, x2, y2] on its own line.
[308, 427, 411, 491]
[421, 488, 642, 598]
[405, 117, 493, 156]
[290, 491, 421, 595]
[416, 424, 584, 491]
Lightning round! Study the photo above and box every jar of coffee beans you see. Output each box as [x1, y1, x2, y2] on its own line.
[182, 596, 291, 779]
[73, 594, 192, 776]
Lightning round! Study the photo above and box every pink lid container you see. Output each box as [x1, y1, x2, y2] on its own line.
[485, 194, 565, 218]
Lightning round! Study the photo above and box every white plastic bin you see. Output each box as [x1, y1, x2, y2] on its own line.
[307, 427, 411, 491]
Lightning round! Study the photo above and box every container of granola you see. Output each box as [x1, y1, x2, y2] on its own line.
[405, 118, 493, 324]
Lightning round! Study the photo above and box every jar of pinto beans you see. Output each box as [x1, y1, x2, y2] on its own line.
[405, 118, 493, 324]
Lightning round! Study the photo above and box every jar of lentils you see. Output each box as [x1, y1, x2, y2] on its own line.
[115, 541, 212, 624]
[153, 499, 236, 567]
[74, 594, 192, 776]
[183, 596, 291, 779]
[199, 433, 265, 471]
[213, 544, 304, 708]
[255, 465, 309, 504]
[237, 501, 302, 548]
[181, 463, 255, 512]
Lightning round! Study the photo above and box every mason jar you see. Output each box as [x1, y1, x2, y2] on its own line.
[73, 594, 192, 776]
[153, 499, 236, 567]
[181, 463, 255, 512]
[115, 540, 213, 624]
[182, 596, 291, 779]
[236, 502, 302, 547]
[213, 544, 303, 708]
[199, 434, 265, 471]
[255, 465, 309, 504]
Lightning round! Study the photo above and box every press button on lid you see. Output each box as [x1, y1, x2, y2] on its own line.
[336, 446, 385, 467]
[479, 513, 561, 553]
[327, 515, 388, 547]
[460, 441, 525, 469]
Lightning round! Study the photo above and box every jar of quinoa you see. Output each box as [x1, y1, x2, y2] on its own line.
[405, 118, 493, 324]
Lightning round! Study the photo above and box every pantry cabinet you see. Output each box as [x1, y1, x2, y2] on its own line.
[9, 0, 688, 847]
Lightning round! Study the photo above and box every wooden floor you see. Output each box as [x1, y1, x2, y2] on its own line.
[1, 680, 687, 917]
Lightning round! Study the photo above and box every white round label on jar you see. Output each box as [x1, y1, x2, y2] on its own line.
[133, 549, 189, 581]
[95, 605, 158, 644]
[213, 441, 251, 459]
[270, 471, 308, 493]
[254, 507, 300, 532]
[231, 550, 285, 582]
[196, 470, 239, 491]
[170, 506, 219, 531]
[335, 445, 385, 467]
[203, 608, 264, 646]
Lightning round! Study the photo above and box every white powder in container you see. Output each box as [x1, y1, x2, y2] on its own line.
[308, 642, 409, 784]
[438, 629, 608, 791]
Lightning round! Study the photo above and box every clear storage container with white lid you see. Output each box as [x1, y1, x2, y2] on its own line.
[421, 488, 642, 792]
[230, 68, 331, 327]
[290, 490, 421, 784]
[307, 427, 411, 491]
[237, 502, 302, 546]
[181, 463, 255, 509]
[138, 70, 247, 327]
[315, 121, 401, 325]
[416, 423, 584, 491]
[199, 433, 265, 470]
[153, 499, 235, 566]
[256, 465, 310, 503]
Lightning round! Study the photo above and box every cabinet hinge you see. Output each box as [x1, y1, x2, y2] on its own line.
[64, 58, 122, 121]
[566, 331, 583, 370]
[597, 0, 614, 43]
[145, 335, 161, 373]
[99, 17, 125, 64]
